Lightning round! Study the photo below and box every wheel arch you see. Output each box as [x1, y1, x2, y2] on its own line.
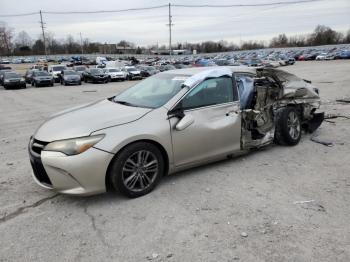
[105, 139, 170, 191]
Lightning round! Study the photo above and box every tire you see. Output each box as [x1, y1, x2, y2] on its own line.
[274, 106, 301, 146]
[109, 142, 165, 198]
[84, 77, 87, 83]
[31, 81, 34, 86]
[35, 81, 39, 87]
[79, 81, 82, 85]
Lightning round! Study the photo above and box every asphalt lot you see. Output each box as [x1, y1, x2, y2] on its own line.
[0, 60, 350, 262]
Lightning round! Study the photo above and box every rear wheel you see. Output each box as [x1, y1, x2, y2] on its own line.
[274, 106, 301, 146]
[109, 142, 164, 198]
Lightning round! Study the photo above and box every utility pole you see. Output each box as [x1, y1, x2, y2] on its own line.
[166, 3, 174, 59]
[39, 10, 47, 59]
[80, 32, 84, 55]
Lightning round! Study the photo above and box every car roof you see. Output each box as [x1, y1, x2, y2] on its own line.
[164, 66, 257, 76]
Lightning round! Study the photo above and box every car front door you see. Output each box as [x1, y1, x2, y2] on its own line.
[169, 76, 241, 167]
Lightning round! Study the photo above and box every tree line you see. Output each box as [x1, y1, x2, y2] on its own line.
[0, 23, 349, 56]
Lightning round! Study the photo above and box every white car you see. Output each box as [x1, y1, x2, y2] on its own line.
[103, 68, 127, 81]
[48, 65, 67, 82]
[316, 53, 328, 60]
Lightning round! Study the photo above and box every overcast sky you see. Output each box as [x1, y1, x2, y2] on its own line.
[1, 0, 349, 46]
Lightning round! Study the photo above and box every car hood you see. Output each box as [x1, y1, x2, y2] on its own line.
[34, 99, 152, 142]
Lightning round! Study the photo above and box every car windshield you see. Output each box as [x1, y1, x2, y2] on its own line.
[35, 71, 49, 76]
[5, 73, 20, 78]
[64, 71, 78, 75]
[108, 69, 120, 72]
[75, 66, 86, 71]
[126, 68, 136, 72]
[113, 73, 188, 108]
[52, 66, 66, 71]
[91, 69, 103, 74]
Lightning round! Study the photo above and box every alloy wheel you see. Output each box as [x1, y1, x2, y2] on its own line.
[287, 111, 300, 140]
[122, 150, 158, 192]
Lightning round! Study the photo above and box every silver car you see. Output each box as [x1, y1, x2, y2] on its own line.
[29, 67, 324, 197]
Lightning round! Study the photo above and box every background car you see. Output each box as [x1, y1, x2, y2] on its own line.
[123, 66, 142, 80]
[0, 69, 13, 85]
[60, 70, 81, 86]
[73, 65, 87, 79]
[136, 65, 160, 78]
[2, 72, 26, 89]
[82, 68, 109, 83]
[31, 71, 54, 87]
[103, 68, 127, 81]
[24, 69, 39, 84]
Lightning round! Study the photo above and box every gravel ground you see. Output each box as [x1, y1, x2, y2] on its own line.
[0, 60, 349, 262]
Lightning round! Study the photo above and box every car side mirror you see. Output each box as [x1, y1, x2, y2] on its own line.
[175, 114, 194, 131]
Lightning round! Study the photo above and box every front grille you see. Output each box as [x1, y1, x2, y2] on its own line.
[31, 139, 49, 155]
[29, 138, 52, 185]
[39, 80, 51, 84]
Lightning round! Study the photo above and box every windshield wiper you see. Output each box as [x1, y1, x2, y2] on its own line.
[114, 100, 140, 107]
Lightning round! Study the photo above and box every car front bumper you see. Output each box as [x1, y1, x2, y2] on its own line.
[110, 75, 126, 79]
[130, 74, 142, 80]
[92, 76, 108, 82]
[29, 139, 114, 196]
[4, 81, 25, 87]
[64, 79, 80, 85]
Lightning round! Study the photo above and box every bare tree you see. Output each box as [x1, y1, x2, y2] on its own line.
[15, 30, 32, 47]
[0, 22, 14, 55]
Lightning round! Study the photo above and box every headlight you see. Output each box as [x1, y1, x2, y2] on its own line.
[21, 77, 25, 82]
[44, 135, 104, 156]
[4, 79, 10, 83]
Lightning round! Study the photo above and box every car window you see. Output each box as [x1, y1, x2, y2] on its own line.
[182, 77, 236, 110]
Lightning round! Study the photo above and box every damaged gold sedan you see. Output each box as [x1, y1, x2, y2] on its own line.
[29, 66, 323, 197]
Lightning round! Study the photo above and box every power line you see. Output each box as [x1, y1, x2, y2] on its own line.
[42, 5, 169, 15]
[173, 0, 321, 8]
[0, 12, 38, 18]
[0, 0, 322, 17]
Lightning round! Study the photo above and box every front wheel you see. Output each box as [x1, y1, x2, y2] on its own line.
[274, 106, 301, 146]
[109, 142, 164, 198]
